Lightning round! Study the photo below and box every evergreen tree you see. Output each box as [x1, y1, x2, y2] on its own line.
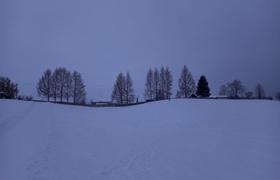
[144, 68, 154, 100]
[196, 75, 211, 97]
[37, 69, 52, 101]
[178, 65, 195, 98]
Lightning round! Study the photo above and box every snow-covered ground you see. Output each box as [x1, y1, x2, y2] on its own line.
[0, 99, 280, 180]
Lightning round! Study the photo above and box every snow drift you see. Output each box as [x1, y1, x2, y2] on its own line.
[0, 99, 280, 180]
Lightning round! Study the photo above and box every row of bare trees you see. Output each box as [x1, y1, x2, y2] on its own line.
[219, 80, 269, 99]
[143, 65, 211, 101]
[111, 72, 135, 105]
[111, 65, 211, 104]
[144, 66, 173, 100]
[37, 67, 280, 105]
[37, 67, 86, 104]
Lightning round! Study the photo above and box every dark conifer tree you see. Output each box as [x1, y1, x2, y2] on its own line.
[196, 75, 211, 97]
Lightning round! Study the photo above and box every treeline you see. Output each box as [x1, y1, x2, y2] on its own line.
[143, 65, 210, 101]
[2, 65, 280, 104]
[37, 67, 86, 105]
[111, 72, 135, 105]
[110, 65, 211, 104]
[143, 66, 173, 101]
[219, 80, 273, 99]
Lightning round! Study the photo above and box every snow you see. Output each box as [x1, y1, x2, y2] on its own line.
[0, 99, 280, 180]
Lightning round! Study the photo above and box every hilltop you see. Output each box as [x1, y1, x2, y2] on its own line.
[0, 99, 280, 179]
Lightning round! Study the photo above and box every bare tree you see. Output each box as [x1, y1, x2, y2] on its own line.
[176, 91, 181, 98]
[276, 91, 280, 101]
[178, 65, 195, 98]
[255, 84, 265, 99]
[153, 68, 159, 100]
[51, 69, 59, 102]
[144, 68, 154, 100]
[227, 80, 246, 98]
[165, 66, 173, 99]
[219, 85, 228, 96]
[159, 66, 166, 100]
[124, 72, 135, 104]
[111, 72, 126, 104]
[72, 71, 86, 104]
[37, 69, 52, 101]
[244, 91, 253, 99]
[64, 70, 73, 103]
[53, 67, 68, 103]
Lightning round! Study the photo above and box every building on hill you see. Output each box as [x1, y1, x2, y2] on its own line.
[190, 93, 200, 98]
[91, 101, 115, 107]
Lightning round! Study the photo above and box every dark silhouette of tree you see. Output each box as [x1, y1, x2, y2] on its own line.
[227, 80, 246, 98]
[112, 72, 135, 104]
[255, 84, 265, 99]
[144, 68, 154, 100]
[37, 69, 52, 101]
[51, 69, 59, 102]
[176, 91, 181, 98]
[0, 76, 19, 99]
[165, 66, 173, 99]
[196, 75, 211, 97]
[219, 85, 228, 96]
[153, 68, 159, 100]
[72, 71, 86, 104]
[159, 66, 166, 100]
[178, 65, 195, 98]
[156, 66, 173, 100]
[54, 67, 68, 103]
[64, 70, 73, 103]
[244, 91, 253, 99]
[124, 72, 135, 104]
[276, 91, 280, 101]
[111, 72, 126, 104]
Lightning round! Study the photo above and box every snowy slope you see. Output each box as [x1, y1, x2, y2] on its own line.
[0, 99, 280, 180]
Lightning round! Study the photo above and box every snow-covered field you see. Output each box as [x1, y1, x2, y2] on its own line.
[0, 99, 280, 180]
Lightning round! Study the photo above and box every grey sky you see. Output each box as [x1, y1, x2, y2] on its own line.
[1, 0, 280, 101]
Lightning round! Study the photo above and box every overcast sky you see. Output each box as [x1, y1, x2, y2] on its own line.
[1, 0, 280, 101]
